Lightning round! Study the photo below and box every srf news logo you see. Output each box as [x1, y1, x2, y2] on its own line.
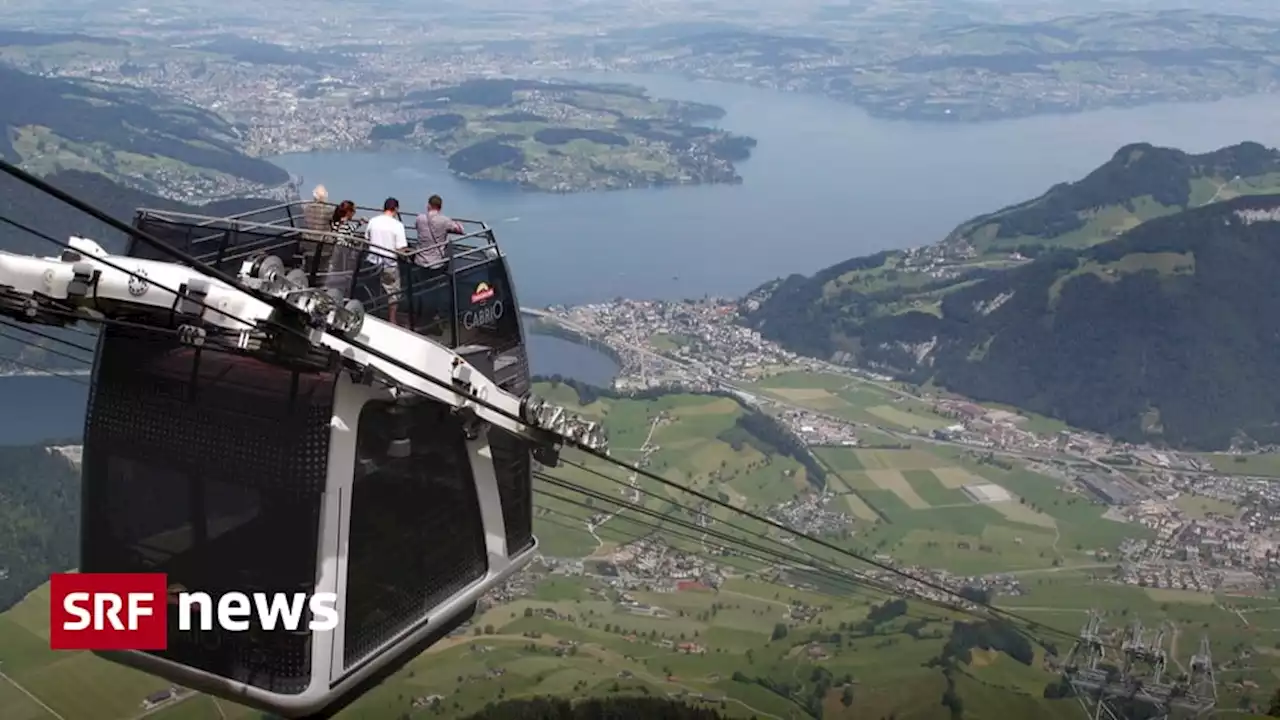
[49, 573, 338, 651]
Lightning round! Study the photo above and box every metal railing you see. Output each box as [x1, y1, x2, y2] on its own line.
[130, 202, 512, 348]
[136, 203, 497, 270]
[205, 200, 493, 246]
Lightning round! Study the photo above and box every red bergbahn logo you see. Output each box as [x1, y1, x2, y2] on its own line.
[470, 282, 495, 304]
[50, 572, 169, 650]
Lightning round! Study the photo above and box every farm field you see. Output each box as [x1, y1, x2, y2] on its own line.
[3, 376, 1276, 719]
[0, 570, 1095, 720]
[533, 377, 1131, 579]
[746, 371, 955, 433]
[1201, 452, 1280, 478]
[5, 562, 1276, 720]
[815, 445, 1138, 577]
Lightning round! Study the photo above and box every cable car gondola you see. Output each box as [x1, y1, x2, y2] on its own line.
[0, 199, 608, 718]
[0, 163, 1116, 720]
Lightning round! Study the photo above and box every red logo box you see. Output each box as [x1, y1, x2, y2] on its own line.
[49, 573, 169, 650]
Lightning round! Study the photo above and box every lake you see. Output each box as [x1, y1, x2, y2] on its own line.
[8, 73, 1280, 444]
[273, 72, 1280, 308]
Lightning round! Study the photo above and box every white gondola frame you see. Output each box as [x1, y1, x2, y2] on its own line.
[0, 239, 580, 717]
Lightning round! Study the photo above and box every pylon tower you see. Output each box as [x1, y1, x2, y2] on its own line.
[1061, 611, 1216, 720]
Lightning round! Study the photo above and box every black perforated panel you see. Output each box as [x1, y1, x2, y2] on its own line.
[81, 326, 334, 694]
[490, 430, 533, 555]
[343, 400, 488, 669]
[491, 338, 534, 555]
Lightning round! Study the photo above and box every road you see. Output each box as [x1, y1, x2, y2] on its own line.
[1167, 621, 1187, 674]
[587, 414, 660, 548]
[1007, 562, 1113, 577]
[0, 667, 67, 720]
[429, 631, 784, 719]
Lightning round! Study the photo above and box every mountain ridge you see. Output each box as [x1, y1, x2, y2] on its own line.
[943, 140, 1280, 257]
[743, 141, 1280, 358]
[0, 64, 288, 199]
[745, 142, 1280, 450]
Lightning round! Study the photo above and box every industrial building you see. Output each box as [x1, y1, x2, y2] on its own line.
[962, 483, 1013, 504]
[1078, 473, 1135, 505]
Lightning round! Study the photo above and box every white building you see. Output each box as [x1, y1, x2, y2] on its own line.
[961, 483, 1012, 504]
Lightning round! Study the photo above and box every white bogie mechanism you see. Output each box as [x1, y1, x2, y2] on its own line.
[0, 241, 607, 451]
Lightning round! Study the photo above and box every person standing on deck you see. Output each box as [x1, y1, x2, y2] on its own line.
[323, 200, 365, 294]
[301, 184, 333, 272]
[413, 194, 465, 267]
[366, 198, 410, 324]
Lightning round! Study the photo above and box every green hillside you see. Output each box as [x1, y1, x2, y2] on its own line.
[944, 141, 1280, 257]
[749, 193, 1280, 450]
[2, 381, 1275, 718]
[460, 697, 730, 719]
[0, 446, 78, 613]
[744, 142, 1280, 370]
[0, 64, 287, 197]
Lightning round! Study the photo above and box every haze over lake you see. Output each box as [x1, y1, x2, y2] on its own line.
[9, 73, 1280, 444]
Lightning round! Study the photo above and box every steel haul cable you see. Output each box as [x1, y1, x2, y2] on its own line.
[533, 474, 1034, 633]
[531, 503, 957, 630]
[0, 160, 1078, 650]
[533, 485, 968, 617]
[0, 351, 89, 385]
[0, 330, 1071, 651]
[0, 316, 1020, 634]
[535, 467, 904, 598]
[535, 479, 1060, 653]
[0, 317, 97, 356]
[0, 328, 93, 367]
[0, 321, 998, 628]
[554, 457, 1069, 642]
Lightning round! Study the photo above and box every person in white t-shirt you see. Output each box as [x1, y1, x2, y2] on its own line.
[365, 197, 409, 324]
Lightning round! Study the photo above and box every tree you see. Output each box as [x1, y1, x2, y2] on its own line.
[841, 686, 854, 707]
[771, 623, 789, 641]
[1268, 687, 1280, 716]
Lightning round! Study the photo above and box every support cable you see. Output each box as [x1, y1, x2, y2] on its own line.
[0, 162, 1081, 649]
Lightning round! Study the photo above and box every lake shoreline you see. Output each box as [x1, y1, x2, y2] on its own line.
[526, 321, 625, 369]
[349, 139, 756, 195]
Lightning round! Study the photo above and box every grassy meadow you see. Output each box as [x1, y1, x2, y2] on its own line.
[2, 374, 1275, 719]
